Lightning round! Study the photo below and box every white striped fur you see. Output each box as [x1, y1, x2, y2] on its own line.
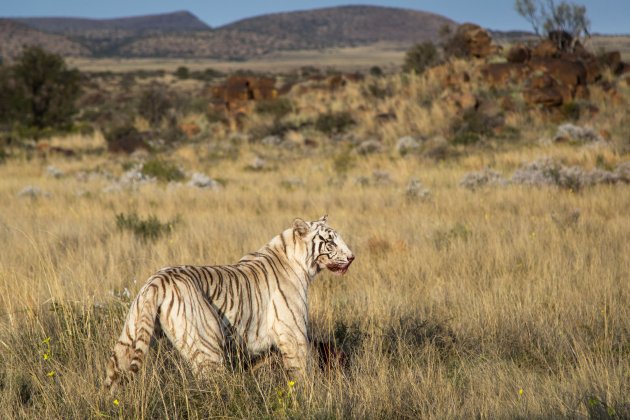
[105, 216, 354, 392]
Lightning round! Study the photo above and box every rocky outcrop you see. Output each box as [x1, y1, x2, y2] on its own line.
[455, 23, 499, 58]
[210, 76, 278, 119]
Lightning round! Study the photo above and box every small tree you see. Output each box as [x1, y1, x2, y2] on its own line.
[8, 47, 81, 130]
[138, 84, 173, 125]
[515, 0, 590, 50]
[403, 42, 439, 74]
[174, 66, 189, 80]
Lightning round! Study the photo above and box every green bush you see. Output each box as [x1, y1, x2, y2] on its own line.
[138, 84, 173, 125]
[115, 212, 179, 242]
[105, 125, 149, 154]
[0, 47, 81, 131]
[403, 42, 440, 74]
[560, 101, 581, 121]
[333, 148, 356, 175]
[450, 109, 500, 145]
[442, 31, 470, 59]
[174, 66, 190, 80]
[364, 83, 389, 99]
[369, 66, 384, 77]
[315, 112, 355, 136]
[451, 131, 481, 146]
[141, 159, 185, 182]
[255, 98, 292, 119]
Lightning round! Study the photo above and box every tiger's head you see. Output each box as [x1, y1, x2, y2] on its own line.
[293, 215, 355, 277]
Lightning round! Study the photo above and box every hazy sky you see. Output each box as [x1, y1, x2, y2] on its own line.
[1, 1, 629, 34]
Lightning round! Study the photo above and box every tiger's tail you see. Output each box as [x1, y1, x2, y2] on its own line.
[105, 278, 163, 393]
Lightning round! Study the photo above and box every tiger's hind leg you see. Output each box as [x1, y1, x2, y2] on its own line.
[158, 286, 226, 378]
[105, 341, 134, 394]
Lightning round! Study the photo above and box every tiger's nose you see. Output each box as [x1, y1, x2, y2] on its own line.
[347, 255, 355, 263]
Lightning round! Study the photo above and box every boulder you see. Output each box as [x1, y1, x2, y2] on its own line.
[531, 40, 559, 58]
[188, 173, 221, 190]
[179, 122, 201, 138]
[481, 62, 528, 87]
[455, 23, 498, 58]
[523, 79, 564, 107]
[457, 92, 479, 110]
[46, 166, 64, 179]
[211, 76, 278, 113]
[528, 58, 586, 89]
[582, 58, 603, 84]
[506, 44, 531, 63]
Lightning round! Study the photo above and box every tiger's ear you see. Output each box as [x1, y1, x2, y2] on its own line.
[293, 218, 310, 237]
[318, 214, 328, 224]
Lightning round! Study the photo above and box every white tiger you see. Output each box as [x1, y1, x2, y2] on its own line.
[105, 216, 354, 392]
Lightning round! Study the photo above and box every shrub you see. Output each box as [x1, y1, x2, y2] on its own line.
[560, 101, 581, 121]
[190, 68, 224, 81]
[174, 66, 190, 80]
[315, 112, 355, 136]
[433, 223, 471, 250]
[450, 109, 501, 145]
[332, 148, 355, 175]
[364, 83, 389, 100]
[442, 31, 470, 59]
[459, 169, 508, 190]
[403, 42, 440, 74]
[138, 84, 173, 125]
[254, 98, 292, 119]
[369, 66, 384, 77]
[105, 125, 149, 154]
[115, 212, 179, 242]
[515, 0, 590, 49]
[0, 47, 81, 131]
[141, 159, 185, 182]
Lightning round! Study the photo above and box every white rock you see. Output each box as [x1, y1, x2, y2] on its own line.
[396, 136, 421, 155]
[188, 172, 221, 190]
[46, 166, 64, 178]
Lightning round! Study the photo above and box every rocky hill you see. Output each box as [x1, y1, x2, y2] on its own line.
[1, 6, 457, 59]
[120, 5, 456, 59]
[13, 11, 209, 33]
[0, 19, 89, 61]
[10, 11, 209, 57]
[220, 5, 456, 48]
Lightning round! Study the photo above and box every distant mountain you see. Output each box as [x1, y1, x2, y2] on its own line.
[222, 5, 456, 47]
[9, 11, 209, 57]
[0, 19, 89, 61]
[13, 11, 209, 33]
[120, 6, 457, 59]
[2, 6, 456, 59]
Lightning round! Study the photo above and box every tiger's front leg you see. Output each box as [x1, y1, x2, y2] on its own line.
[274, 321, 311, 379]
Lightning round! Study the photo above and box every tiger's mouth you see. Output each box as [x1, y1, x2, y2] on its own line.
[326, 260, 353, 275]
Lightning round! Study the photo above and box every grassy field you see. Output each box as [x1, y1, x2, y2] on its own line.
[1, 39, 630, 417]
[67, 43, 407, 74]
[0, 134, 628, 418]
[66, 35, 630, 74]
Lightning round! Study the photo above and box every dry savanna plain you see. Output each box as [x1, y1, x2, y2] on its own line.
[0, 49, 629, 418]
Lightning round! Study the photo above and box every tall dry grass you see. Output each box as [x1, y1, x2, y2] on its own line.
[0, 139, 628, 418]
